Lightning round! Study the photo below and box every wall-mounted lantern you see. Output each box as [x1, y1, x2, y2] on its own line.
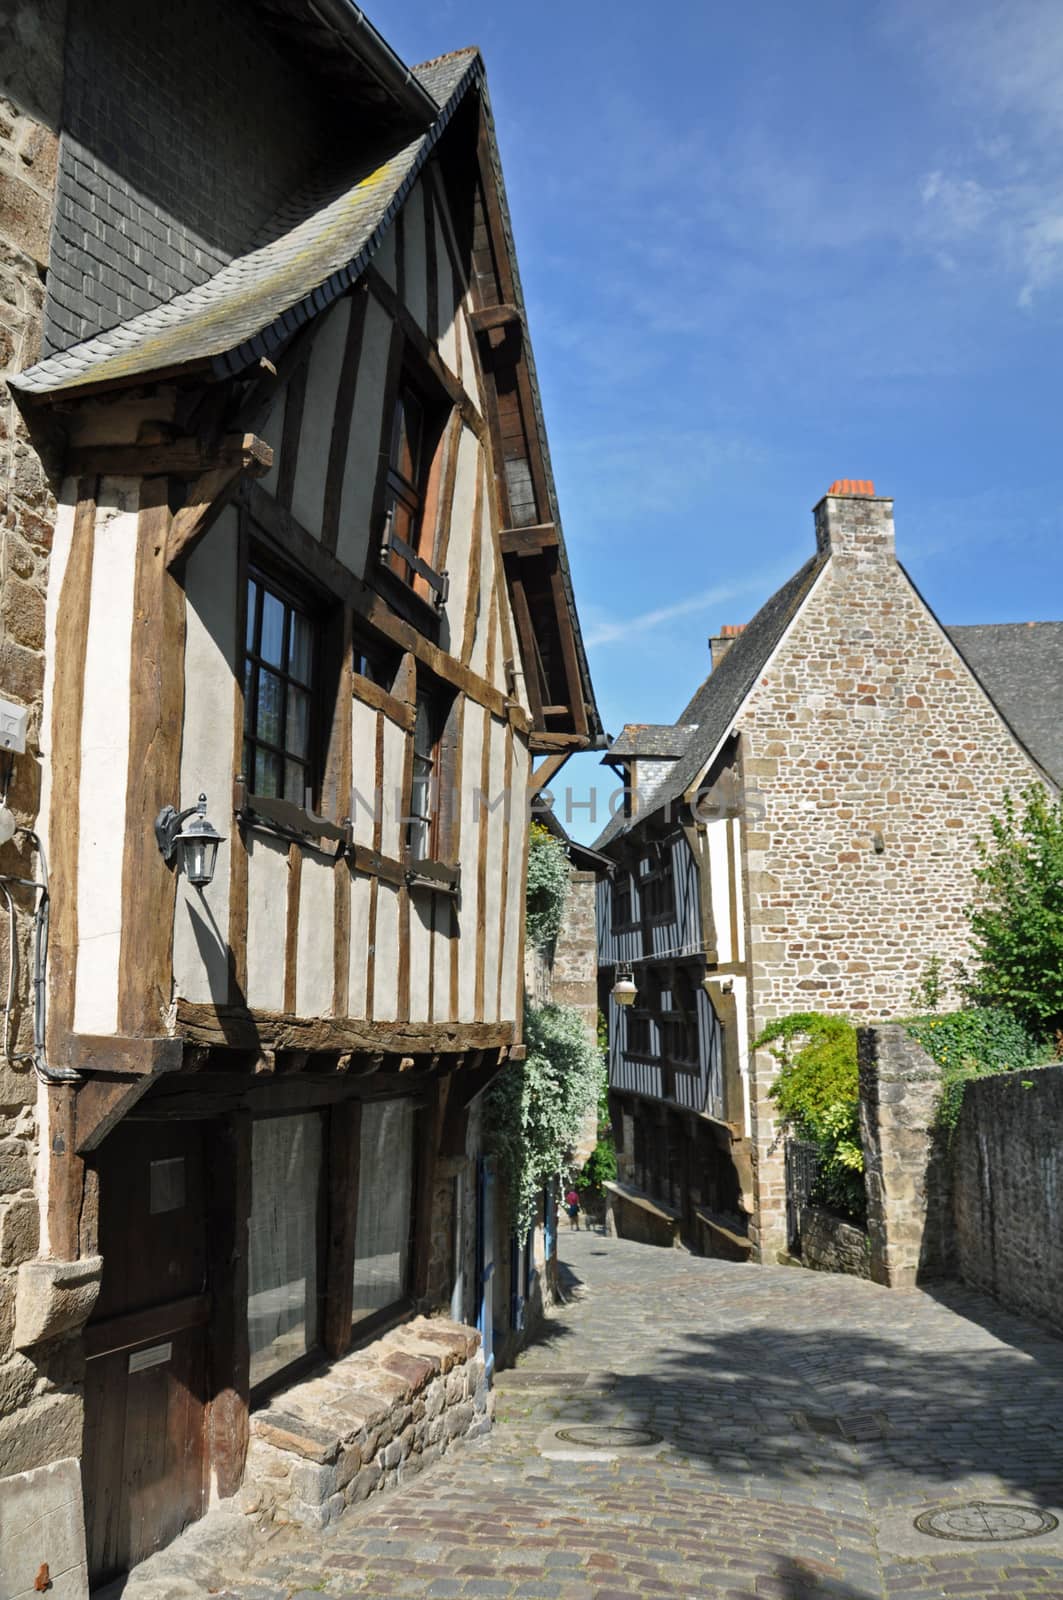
[154, 793, 225, 888]
[611, 964, 637, 1007]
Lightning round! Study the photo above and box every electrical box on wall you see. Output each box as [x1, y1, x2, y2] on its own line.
[0, 699, 28, 754]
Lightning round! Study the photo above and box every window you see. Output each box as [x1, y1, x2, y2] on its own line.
[612, 871, 635, 931]
[408, 697, 436, 861]
[244, 569, 317, 805]
[381, 380, 448, 609]
[352, 1099, 416, 1327]
[247, 1113, 324, 1389]
[352, 633, 397, 688]
[658, 967, 700, 1067]
[640, 850, 675, 923]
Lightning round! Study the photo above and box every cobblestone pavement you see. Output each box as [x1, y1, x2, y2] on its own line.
[123, 1234, 1063, 1599]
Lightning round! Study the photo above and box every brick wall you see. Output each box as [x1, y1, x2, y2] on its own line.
[46, 0, 339, 350]
[737, 493, 1047, 1257]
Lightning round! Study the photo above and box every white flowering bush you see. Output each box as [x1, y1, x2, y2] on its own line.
[524, 821, 570, 950]
[486, 1000, 602, 1233]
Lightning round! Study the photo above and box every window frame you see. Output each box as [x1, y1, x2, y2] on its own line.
[349, 1096, 421, 1339]
[639, 848, 676, 925]
[378, 365, 451, 615]
[611, 869, 637, 933]
[243, 559, 324, 812]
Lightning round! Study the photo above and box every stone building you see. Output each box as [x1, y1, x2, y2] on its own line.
[596, 481, 1061, 1263]
[0, 3, 602, 1592]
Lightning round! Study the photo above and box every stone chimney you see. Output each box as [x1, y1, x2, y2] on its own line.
[813, 479, 895, 566]
[709, 622, 746, 671]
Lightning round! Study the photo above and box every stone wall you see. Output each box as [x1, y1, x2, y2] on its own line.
[737, 491, 1046, 1258]
[0, 0, 75, 1491]
[241, 1316, 490, 1531]
[952, 1064, 1063, 1331]
[799, 1206, 870, 1280]
[858, 1024, 950, 1289]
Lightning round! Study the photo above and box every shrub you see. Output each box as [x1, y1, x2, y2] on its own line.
[485, 999, 602, 1233]
[966, 785, 1063, 1038]
[756, 1012, 865, 1223]
[579, 1034, 616, 1197]
[905, 1006, 1052, 1133]
[525, 822, 570, 950]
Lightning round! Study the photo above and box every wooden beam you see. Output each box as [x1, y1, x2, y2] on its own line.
[63, 1036, 184, 1076]
[322, 285, 369, 555]
[530, 751, 571, 795]
[119, 480, 186, 1035]
[74, 1043, 184, 1152]
[528, 730, 593, 752]
[172, 1001, 514, 1057]
[507, 570, 544, 724]
[69, 432, 272, 482]
[166, 463, 245, 569]
[206, 1112, 251, 1497]
[499, 523, 558, 557]
[468, 304, 521, 337]
[323, 1100, 360, 1357]
[549, 550, 589, 736]
[364, 265, 486, 443]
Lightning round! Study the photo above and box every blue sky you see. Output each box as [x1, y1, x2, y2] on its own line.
[380, 0, 1063, 839]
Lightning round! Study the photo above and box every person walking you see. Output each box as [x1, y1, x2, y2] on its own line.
[564, 1186, 581, 1230]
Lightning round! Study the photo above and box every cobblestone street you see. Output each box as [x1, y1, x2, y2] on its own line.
[125, 1233, 1063, 1600]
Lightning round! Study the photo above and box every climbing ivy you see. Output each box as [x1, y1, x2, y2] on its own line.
[905, 1007, 1052, 1134]
[755, 1012, 865, 1223]
[485, 999, 603, 1233]
[524, 821, 570, 950]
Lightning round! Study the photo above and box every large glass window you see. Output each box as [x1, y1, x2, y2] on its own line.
[248, 1114, 323, 1389]
[352, 1099, 416, 1326]
[244, 569, 317, 805]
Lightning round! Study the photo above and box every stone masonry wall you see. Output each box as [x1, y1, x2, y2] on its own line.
[0, 0, 74, 1485]
[799, 1206, 871, 1280]
[952, 1064, 1063, 1332]
[737, 492, 1047, 1259]
[240, 1316, 490, 1531]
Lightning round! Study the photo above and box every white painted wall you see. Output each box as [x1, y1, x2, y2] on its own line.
[457, 706, 484, 1021]
[403, 180, 428, 333]
[292, 296, 351, 539]
[245, 833, 289, 1012]
[296, 853, 335, 1017]
[257, 384, 285, 499]
[379, 716, 406, 859]
[435, 207, 458, 376]
[408, 887, 433, 1020]
[348, 871, 371, 1018]
[441, 428, 480, 654]
[173, 509, 238, 1004]
[480, 716, 507, 1023]
[430, 892, 453, 1022]
[336, 295, 391, 575]
[707, 818, 733, 965]
[458, 309, 480, 411]
[469, 461, 495, 681]
[74, 479, 139, 1036]
[350, 699, 379, 847]
[373, 882, 399, 1020]
[375, 225, 397, 290]
[499, 734, 529, 1025]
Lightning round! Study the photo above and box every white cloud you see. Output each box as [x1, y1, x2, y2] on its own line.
[585, 572, 780, 649]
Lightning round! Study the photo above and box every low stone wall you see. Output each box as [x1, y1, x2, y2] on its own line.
[602, 1181, 682, 1249]
[800, 1206, 870, 1279]
[952, 1064, 1063, 1331]
[240, 1315, 490, 1530]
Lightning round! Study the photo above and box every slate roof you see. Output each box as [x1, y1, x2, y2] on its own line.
[608, 724, 697, 759]
[946, 622, 1063, 787]
[595, 553, 827, 849]
[13, 50, 480, 396]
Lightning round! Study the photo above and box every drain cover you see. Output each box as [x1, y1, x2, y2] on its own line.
[914, 1502, 1059, 1542]
[554, 1424, 661, 1448]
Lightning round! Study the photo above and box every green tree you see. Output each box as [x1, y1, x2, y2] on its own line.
[524, 821, 570, 950]
[966, 785, 1063, 1039]
[756, 1012, 865, 1223]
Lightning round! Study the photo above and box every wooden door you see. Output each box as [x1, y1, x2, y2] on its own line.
[83, 1120, 209, 1586]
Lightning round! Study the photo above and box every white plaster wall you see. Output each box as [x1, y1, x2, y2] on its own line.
[435, 209, 458, 375]
[707, 818, 733, 965]
[457, 706, 484, 1021]
[403, 180, 428, 333]
[74, 478, 139, 1036]
[379, 716, 406, 860]
[350, 698, 378, 847]
[348, 871, 371, 1018]
[430, 892, 452, 1022]
[245, 833, 289, 1012]
[469, 461, 494, 681]
[480, 717, 507, 1023]
[296, 853, 335, 1016]
[173, 509, 238, 1004]
[441, 428, 480, 653]
[408, 887, 433, 1020]
[337, 295, 392, 575]
[257, 384, 285, 499]
[373, 882, 399, 1020]
[35, 480, 76, 1256]
[499, 733, 529, 1024]
[731, 816, 745, 963]
[375, 225, 397, 290]
[731, 972, 752, 1137]
[292, 297, 351, 539]
[458, 310, 480, 411]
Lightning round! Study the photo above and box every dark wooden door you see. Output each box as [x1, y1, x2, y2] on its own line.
[83, 1120, 210, 1586]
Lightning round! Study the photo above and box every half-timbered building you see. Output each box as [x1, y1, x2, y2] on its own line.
[0, 3, 600, 1587]
[596, 482, 1059, 1264]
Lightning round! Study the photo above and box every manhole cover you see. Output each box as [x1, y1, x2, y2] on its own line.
[554, 1424, 661, 1448]
[914, 1502, 1059, 1542]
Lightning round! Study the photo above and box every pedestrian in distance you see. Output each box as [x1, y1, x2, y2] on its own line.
[564, 1186, 581, 1230]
